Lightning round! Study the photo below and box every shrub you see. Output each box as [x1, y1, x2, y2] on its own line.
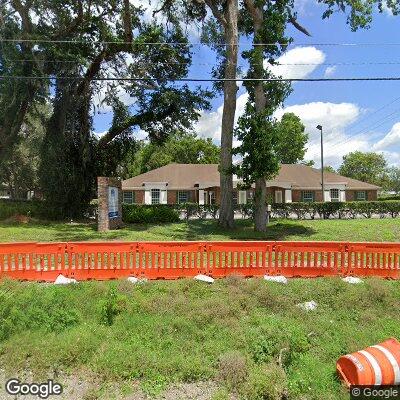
[122, 204, 180, 224]
[271, 200, 400, 220]
[98, 287, 127, 326]
[217, 351, 248, 391]
[0, 199, 42, 220]
[241, 363, 287, 400]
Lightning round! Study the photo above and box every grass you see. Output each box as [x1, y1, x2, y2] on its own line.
[0, 217, 400, 242]
[0, 277, 399, 399]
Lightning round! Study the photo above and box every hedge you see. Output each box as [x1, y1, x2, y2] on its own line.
[0, 200, 42, 220]
[271, 201, 400, 219]
[122, 204, 180, 223]
[0, 199, 97, 221]
[122, 201, 400, 222]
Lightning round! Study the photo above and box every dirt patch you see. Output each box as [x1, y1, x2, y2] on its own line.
[0, 372, 235, 400]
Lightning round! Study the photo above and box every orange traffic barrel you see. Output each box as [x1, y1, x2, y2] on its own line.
[337, 338, 400, 386]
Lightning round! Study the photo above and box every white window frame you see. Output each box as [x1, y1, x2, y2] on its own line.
[177, 190, 190, 204]
[356, 191, 366, 201]
[123, 191, 134, 204]
[275, 190, 283, 203]
[232, 191, 238, 205]
[330, 189, 339, 202]
[151, 188, 160, 204]
[302, 191, 314, 202]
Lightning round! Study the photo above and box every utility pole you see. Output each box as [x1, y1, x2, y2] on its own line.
[316, 125, 324, 202]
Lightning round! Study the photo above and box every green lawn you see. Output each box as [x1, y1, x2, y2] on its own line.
[0, 278, 399, 399]
[0, 217, 399, 242]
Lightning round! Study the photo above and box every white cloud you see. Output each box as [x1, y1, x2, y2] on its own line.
[196, 46, 326, 140]
[276, 102, 360, 132]
[275, 101, 365, 167]
[324, 65, 336, 77]
[373, 122, 400, 151]
[266, 46, 325, 79]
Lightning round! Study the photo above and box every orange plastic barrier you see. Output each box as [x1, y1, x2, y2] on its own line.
[337, 338, 400, 386]
[0, 240, 399, 281]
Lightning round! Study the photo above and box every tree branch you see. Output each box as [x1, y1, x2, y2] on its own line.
[288, 14, 311, 36]
[202, 0, 227, 27]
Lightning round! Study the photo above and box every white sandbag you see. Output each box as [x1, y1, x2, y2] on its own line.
[297, 300, 317, 311]
[194, 274, 214, 283]
[54, 274, 77, 285]
[264, 275, 288, 284]
[127, 277, 147, 284]
[342, 276, 363, 284]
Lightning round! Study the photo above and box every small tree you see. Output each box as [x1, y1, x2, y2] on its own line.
[274, 113, 309, 164]
[386, 166, 400, 194]
[338, 151, 388, 186]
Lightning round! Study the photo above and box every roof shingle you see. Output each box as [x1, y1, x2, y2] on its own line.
[122, 163, 380, 190]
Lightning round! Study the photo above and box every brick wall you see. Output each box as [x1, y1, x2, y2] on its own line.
[346, 190, 377, 201]
[167, 190, 176, 204]
[98, 177, 123, 231]
[292, 190, 301, 202]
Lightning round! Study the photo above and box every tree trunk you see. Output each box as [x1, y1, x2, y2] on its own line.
[218, 0, 238, 229]
[254, 177, 267, 231]
[251, 4, 268, 232]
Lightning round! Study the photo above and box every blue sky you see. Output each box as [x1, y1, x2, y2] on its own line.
[94, 0, 400, 168]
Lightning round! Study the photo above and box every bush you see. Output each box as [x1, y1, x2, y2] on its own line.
[98, 287, 127, 326]
[0, 199, 43, 220]
[241, 363, 287, 400]
[122, 204, 180, 224]
[271, 200, 400, 220]
[217, 351, 248, 391]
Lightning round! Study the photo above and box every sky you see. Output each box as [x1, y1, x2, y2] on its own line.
[93, 0, 400, 169]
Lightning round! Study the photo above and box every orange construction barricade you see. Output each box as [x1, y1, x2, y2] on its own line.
[337, 338, 400, 386]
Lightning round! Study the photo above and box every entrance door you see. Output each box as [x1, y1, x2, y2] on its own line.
[275, 190, 283, 203]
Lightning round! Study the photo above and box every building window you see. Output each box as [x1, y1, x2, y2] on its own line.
[177, 191, 190, 204]
[123, 191, 135, 204]
[356, 191, 366, 201]
[302, 191, 314, 202]
[232, 191, 238, 206]
[209, 191, 216, 205]
[151, 188, 160, 204]
[330, 189, 339, 202]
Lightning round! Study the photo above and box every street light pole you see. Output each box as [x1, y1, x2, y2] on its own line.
[316, 125, 324, 202]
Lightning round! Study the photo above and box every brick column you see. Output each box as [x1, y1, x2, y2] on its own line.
[97, 177, 123, 231]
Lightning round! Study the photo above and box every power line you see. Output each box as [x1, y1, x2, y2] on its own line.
[329, 107, 400, 150]
[3, 75, 400, 82]
[327, 94, 400, 137]
[3, 38, 400, 46]
[5, 58, 400, 67]
[345, 95, 400, 133]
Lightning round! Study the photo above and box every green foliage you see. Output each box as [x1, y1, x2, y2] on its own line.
[122, 204, 180, 224]
[323, 165, 336, 173]
[124, 132, 220, 177]
[0, 199, 43, 220]
[0, 102, 50, 199]
[274, 113, 309, 164]
[271, 200, 400, 219]
[2, 1, 212, 219]
[0, 282, 80, 341]
[98, 287, 127, 326]
[318, 0, 399, 31]
[386, 166, 400, 194]
[240, 363, 287, 400]
[217, 351, 248, 391]
[234, 111, 281, 186]
[338, 151, 388, 186]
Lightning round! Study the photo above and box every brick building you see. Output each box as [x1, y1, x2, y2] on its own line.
[122, 163, 379, 205]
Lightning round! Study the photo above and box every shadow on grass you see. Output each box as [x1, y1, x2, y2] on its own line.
[0, 218, 316, 242]
[183, 219, 316, 241]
